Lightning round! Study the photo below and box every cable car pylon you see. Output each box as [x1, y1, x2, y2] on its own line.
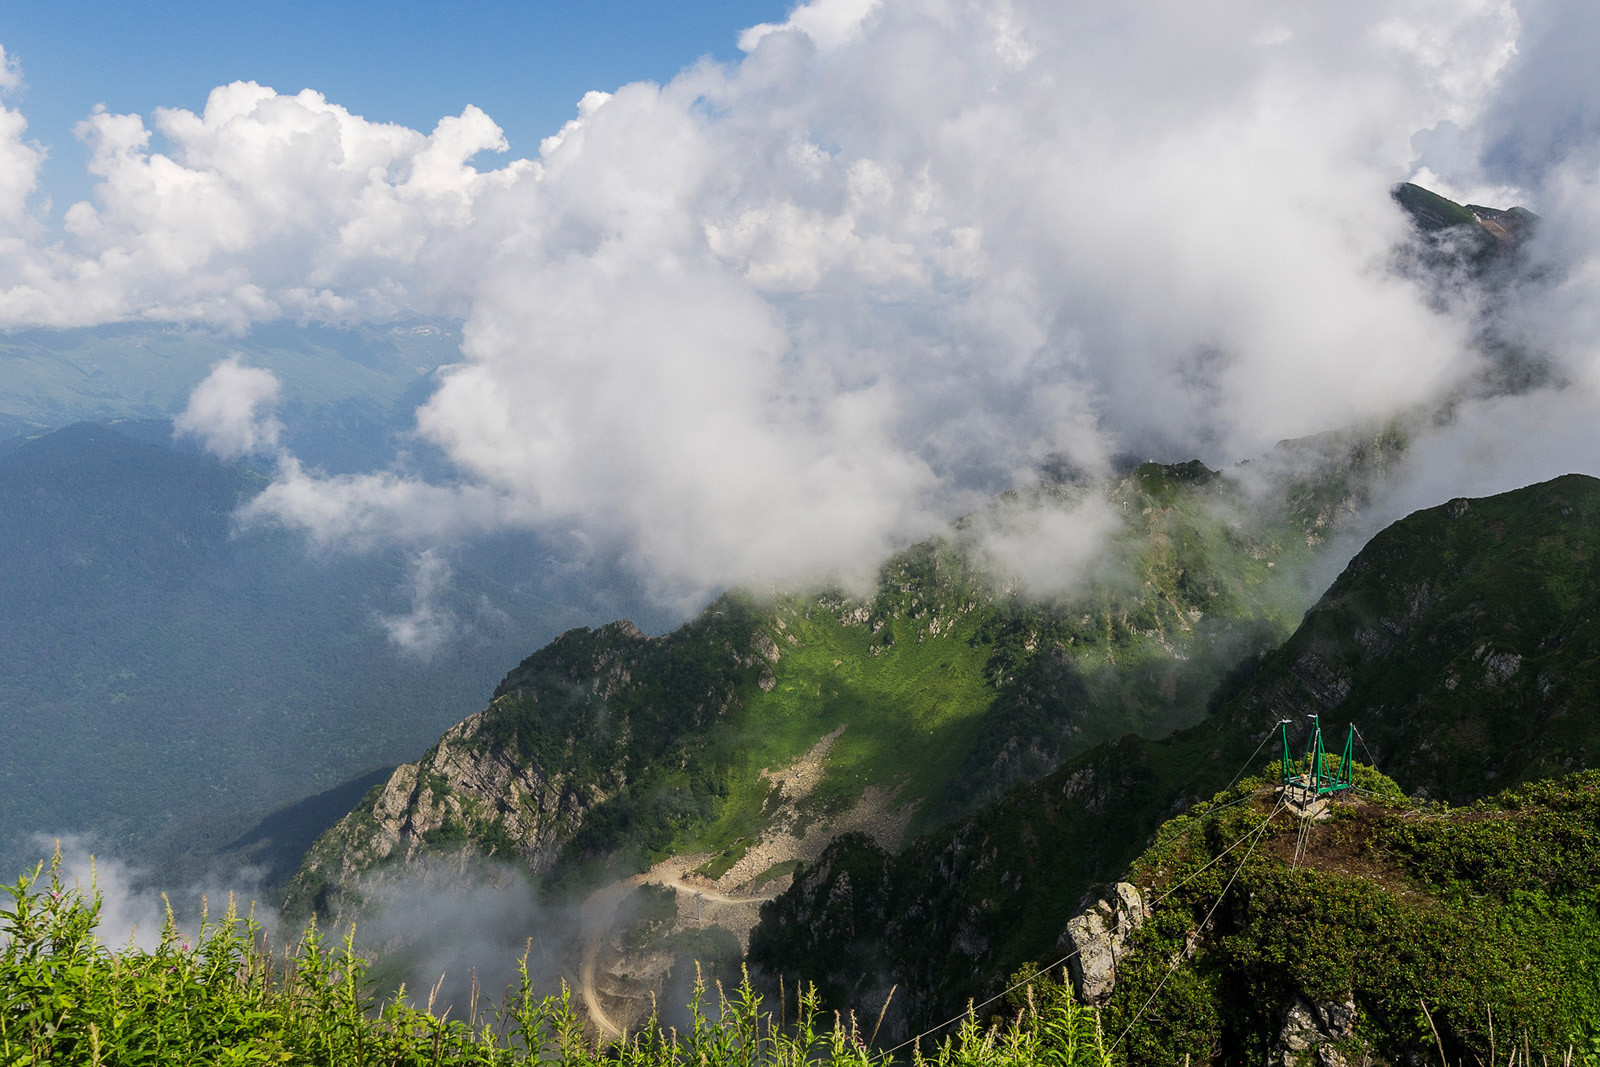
[1279, 713, 1355, 817]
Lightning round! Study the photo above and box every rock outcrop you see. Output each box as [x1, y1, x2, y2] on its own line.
[281, 614, 755, 921]
[1059, 881, 1146, 1004]
[284, 704, 606, 918]
[1269, 996, 1360, 1067]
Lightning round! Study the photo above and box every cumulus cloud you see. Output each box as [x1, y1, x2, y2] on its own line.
[5, 0, 1595, 603]
[173, 355, 285, 459]
[379, 550, 460, 657]
[240, 457, 531, 548]
[0, 84, 528, 330]
[0, 44, 44, 227]
[738, 0, 883, 52]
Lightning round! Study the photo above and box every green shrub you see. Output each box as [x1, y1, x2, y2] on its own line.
[0, 854, 1112, 1066]
[1105, 771, 1600, 1066]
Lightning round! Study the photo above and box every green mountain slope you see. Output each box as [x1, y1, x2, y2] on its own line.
[1391, 182, 1538, 267]
[750, 473, 1600, 1041]
[284, 446, 1396, 1032]
[1225, 473, 1600, 800]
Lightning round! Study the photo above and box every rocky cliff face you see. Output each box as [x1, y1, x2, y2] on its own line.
[285, 613, 769, 918]
[287, 706, 604, 917]
[1060, 881, 1146, 1005]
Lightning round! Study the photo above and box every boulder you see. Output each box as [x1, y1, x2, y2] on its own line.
[1270, 995, 1359, 1067]
[1059, 881, 1146, 1004]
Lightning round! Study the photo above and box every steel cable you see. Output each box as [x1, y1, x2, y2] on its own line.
[1109, 796, 1286, 1055]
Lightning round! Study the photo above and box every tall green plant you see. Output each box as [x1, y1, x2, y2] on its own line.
[1, 854, 1113, 1066]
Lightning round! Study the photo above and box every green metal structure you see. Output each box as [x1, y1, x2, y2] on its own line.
[1280, 714, 1355, 798]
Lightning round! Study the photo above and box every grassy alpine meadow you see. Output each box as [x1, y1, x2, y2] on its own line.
[0, 853, 1112, 1066]
[684, 466, 1326, 872]
[694, 590, 998, 860]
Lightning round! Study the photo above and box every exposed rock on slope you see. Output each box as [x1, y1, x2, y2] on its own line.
[290, 707, 599, 906]
[1269, 997, 1359, 1067]
[287, 610, 771, 916]
[1060, 881, 1145, 1005]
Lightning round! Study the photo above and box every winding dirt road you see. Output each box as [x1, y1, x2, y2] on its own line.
[575, 727, 913, 1042]
[578, 864, 780, 1041]
[650, 868, 775, 906]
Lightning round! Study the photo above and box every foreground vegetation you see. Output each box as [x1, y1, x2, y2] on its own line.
[19, 765, 1600, 1066]
[1105, 767, 1600, 1065]
[0, 856, 1111, 1066]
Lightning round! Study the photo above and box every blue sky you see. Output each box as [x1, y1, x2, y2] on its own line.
[2, 0, 788, 210]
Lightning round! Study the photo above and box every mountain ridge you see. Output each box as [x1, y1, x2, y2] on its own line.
[283, 435, 1410, 1033]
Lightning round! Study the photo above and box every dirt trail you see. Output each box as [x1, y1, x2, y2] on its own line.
[652, 867, 775, 905]
[578, 862, 782, 1040]
[575, 726, 914, 1043]
[578, 873, 649, 1041]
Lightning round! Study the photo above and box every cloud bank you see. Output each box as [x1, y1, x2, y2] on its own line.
[379, 549, 461, 657]
[6, 0, 1600, 603]
[173, 354, 284, 459]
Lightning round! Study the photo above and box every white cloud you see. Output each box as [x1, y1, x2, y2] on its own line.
[0, 83, 530, 331]
[240, 457, 530, 548]
[0, 44, 21, 96]
[5, 0, 1593, 604]
[18, 835, 274, 953]
[1392, 389, 1600, 504]
[173, 355, 284, 460]
[971, 494, 1123, 599]
[0, 44, 43, 227]
[1472, 0, 1600, 185]
[379, 550, 460, 657]
[738, 0, 883, 53]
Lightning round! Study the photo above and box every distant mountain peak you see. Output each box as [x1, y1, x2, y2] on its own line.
[1392, 181, 1539, 260]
